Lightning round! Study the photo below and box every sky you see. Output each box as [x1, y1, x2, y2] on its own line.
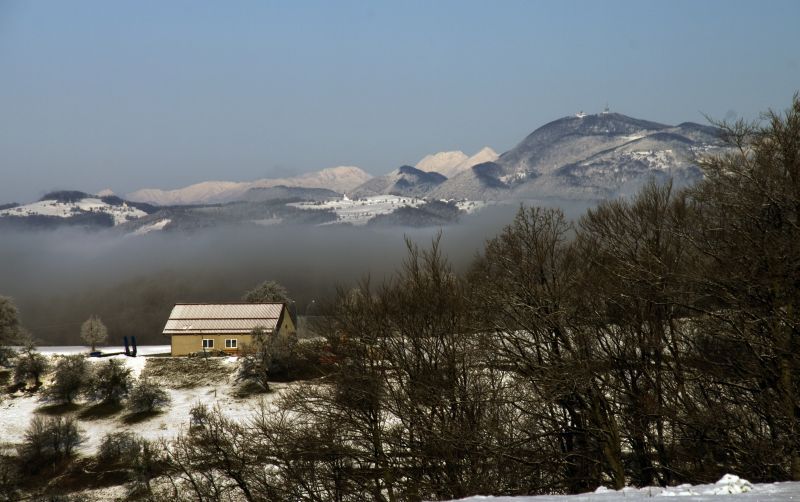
[1, 0, 798, 202]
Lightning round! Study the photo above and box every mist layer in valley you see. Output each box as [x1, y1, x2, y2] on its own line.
[0, 201, 594, 346]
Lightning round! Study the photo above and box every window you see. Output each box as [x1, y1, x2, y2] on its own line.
[225, 339, 237, 349]
[202, 339, 214, 349]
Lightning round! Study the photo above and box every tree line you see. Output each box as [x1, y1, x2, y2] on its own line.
[146, 97, 800, 501]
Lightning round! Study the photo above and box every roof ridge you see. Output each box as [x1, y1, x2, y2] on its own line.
[173, 302, 287, 305]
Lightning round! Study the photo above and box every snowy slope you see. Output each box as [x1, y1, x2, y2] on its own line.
[0, 347, 286, 456]
[432, 113, 724, 201]
[351, 165, 447, 198]
[289, 194, 427, 225]
[0, 197, 148, 225]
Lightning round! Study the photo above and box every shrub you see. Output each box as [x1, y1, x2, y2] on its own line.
[86, 359, 132, 404]
[129, 439, 163, 496]
[95, 432, 164, 496]
[236, 327, 297, 393]
[128, 379, 171, 413]
[97, 431, 143, 466]
[0, 454, 19, 501]
[43, 355, 89, 404]
[80, 315, 108, 352]
[17, 415, 83, 469]
[13, 347, 49, 388]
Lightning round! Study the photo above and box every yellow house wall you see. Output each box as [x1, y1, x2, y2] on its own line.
[280, 312, 296, 336]
[170, 333, 254, 356]
[168, 306, 296, 356]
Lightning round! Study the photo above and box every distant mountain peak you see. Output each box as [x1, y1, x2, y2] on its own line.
[127, 166, 372, 205]
[416, 150, 468, 173]
[397, 165, 426, 176]
[352, 164, 446, 198]
[416, 147, 498, 179]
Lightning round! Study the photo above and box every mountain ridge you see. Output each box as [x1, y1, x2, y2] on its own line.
[127, 166, 372, 206]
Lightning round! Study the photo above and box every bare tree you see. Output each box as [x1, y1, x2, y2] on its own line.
[236, 326, 297, 393]
[13, 344, 49, 388]
[470, 206, 625, 491]
[80, 315, 108, 352]
[577, 181, 699, 486]
[685, 94, 800, 480]
[243, 280, 291, 304]
[0, 296, 21, 366]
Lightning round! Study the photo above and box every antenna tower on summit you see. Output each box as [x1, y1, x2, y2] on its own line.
[602, 103, 610, 114]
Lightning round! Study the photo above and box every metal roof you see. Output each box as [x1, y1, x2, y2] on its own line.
[163, 303, 285, 335]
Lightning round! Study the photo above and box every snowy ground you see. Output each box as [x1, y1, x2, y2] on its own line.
[129, 218, 171, 235]
[453, 199, 489, 214]
[0, 346, 286, 456]
[4, 348, 798, 500]
[0, 198, 147, 225]
[449, 475, 799, 501]
[290, 194, 489, 224]
[289, 194, 428, 225]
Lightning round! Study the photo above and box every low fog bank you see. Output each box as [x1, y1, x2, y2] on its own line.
[0, 200, 596, 345]
[0, 204, 532, 345]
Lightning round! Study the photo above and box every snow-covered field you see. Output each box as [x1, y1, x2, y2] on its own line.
[453, 199, 489, 214]
[289, 194, 427, 225]
[0, 346, 285, 456]
[0, 198, 147, 225]
[4, 348, 798, 501]
[449, 475, 799, 501]
[290, 194, 489, 224]
[129, 218, 171, 235]
[35, 345, 171, 357]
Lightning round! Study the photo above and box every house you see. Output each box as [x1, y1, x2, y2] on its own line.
[163, 303, 296, 356]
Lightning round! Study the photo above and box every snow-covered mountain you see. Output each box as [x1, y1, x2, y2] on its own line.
[351, 165, 447, 198]
[1, 111, 726, 231]
[415, 147, 498, 179]
[0, 191, 155, 228]
[431, 112, 725, 200]
[126, 166, 372, 206]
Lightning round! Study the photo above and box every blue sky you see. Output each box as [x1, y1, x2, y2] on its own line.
[1, 0, 798, 201]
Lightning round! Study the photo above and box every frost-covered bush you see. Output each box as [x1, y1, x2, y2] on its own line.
[80, 315, 107, 352]
[127, 378, 171, 413]
[17, 415, 83, 468]
[12, 346, 49, 387]
[95, 431, 163, 495]
[86, 359, 132, 404]
[43, 354, 89, 403]
[0, 454, 20, 501]
[97, 431, 143, 465]
[236, 327, 297, 393]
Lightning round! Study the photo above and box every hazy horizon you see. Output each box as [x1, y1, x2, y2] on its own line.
[2, 0, 799, 202]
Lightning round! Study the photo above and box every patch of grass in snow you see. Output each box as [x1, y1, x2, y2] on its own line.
[142, 357, 232, 388]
